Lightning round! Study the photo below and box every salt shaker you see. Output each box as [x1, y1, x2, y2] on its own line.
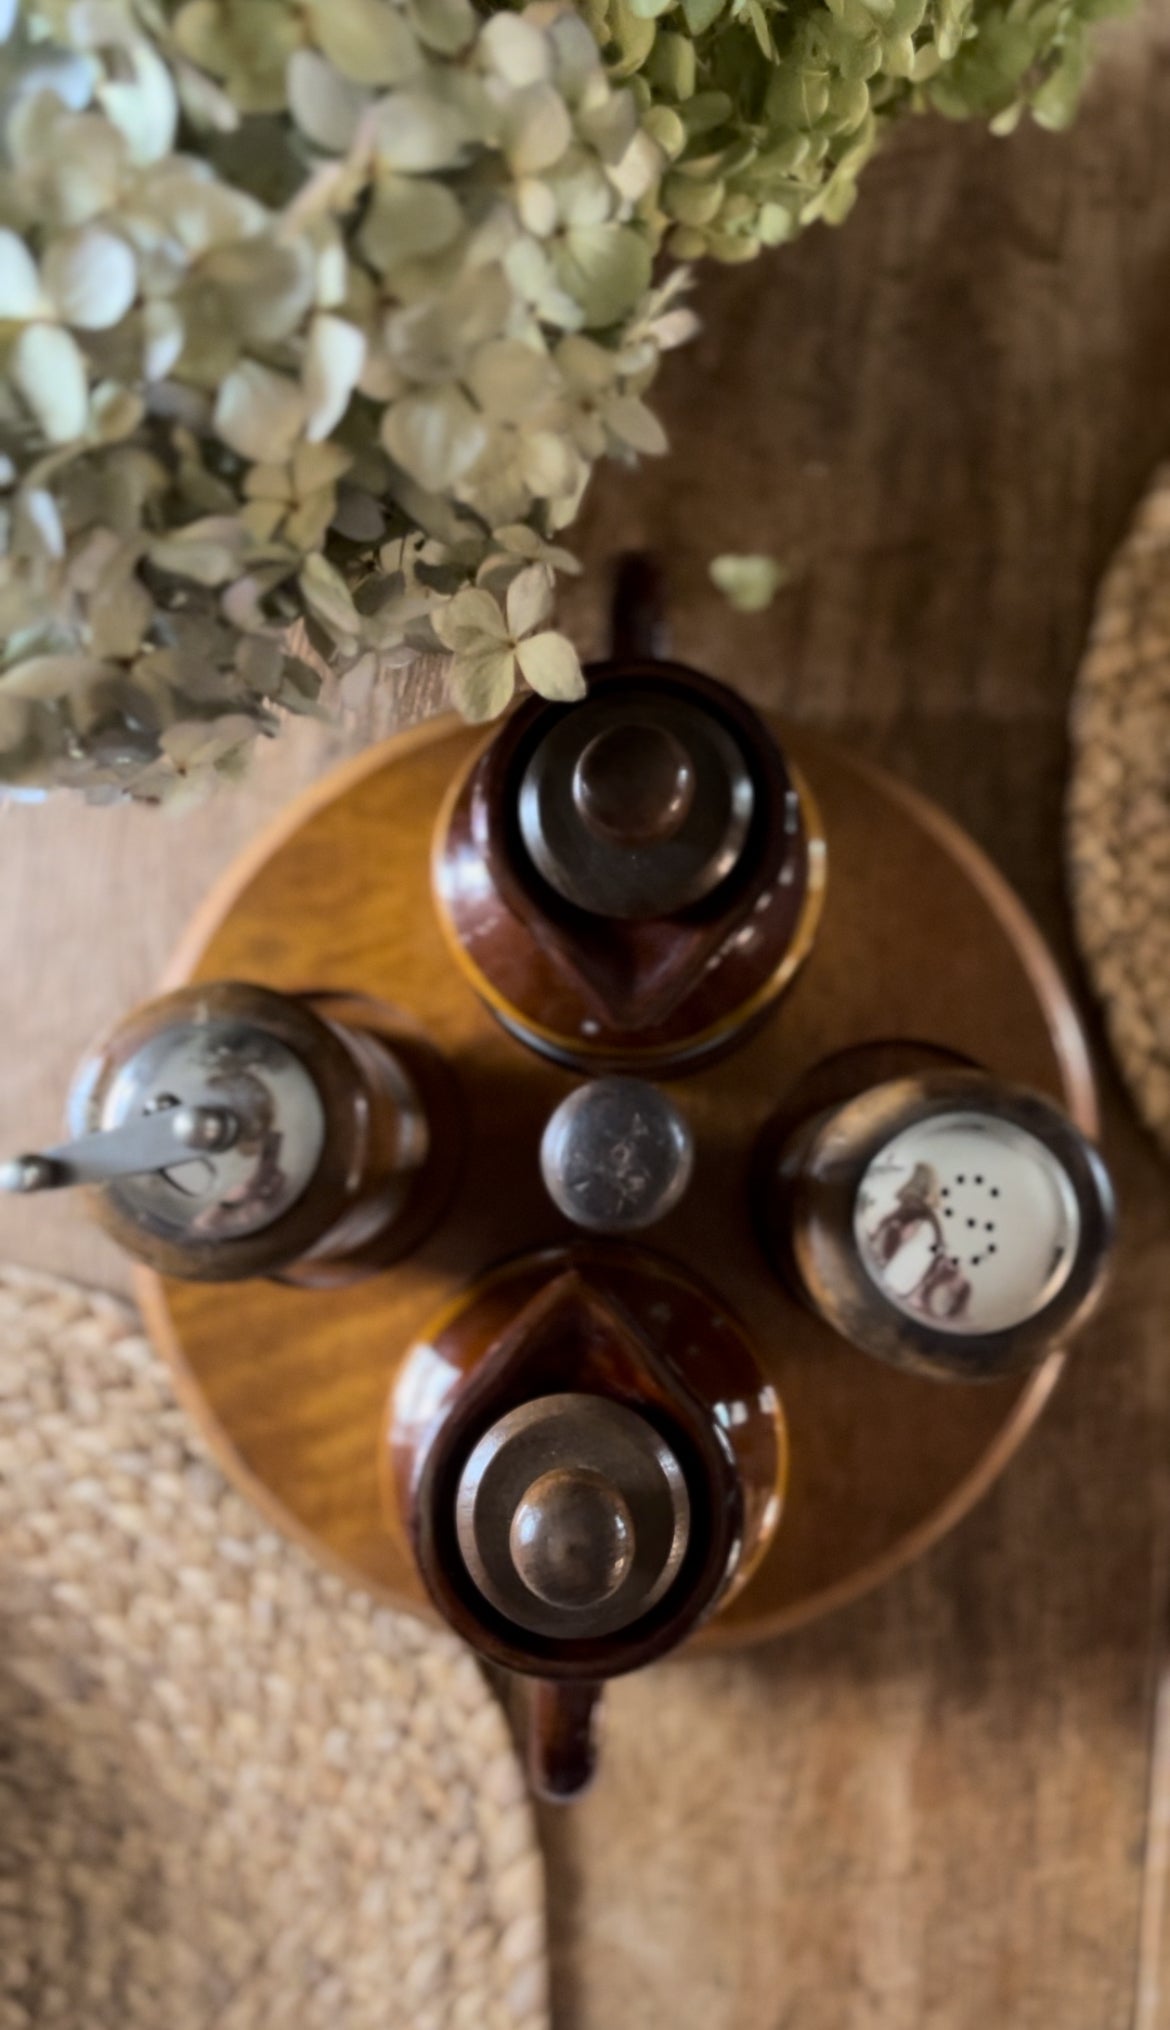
[759, 1061, 1115, 1378]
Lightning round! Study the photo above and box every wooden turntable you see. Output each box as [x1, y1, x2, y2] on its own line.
[135, 707, 1096, 1647]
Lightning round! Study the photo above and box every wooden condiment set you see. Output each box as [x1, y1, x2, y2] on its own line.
[2, 562, 1116, 1799]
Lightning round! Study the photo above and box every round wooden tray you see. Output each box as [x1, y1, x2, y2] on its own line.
[138, 715, 1096, 1647]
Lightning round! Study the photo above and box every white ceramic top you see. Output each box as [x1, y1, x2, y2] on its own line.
[853, 1110, 1081, 1336]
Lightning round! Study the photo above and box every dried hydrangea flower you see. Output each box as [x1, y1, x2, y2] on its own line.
[0, 0, 685, 799]
[586, 0, 1125, 260]
[709, 551, 788, 611]
[0, 0, 1121, 802]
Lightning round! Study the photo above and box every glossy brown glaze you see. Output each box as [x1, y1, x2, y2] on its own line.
[78, 982, 460, 1285]
[387, 1245, 785, 1799]
[527, 1679, 604, 1804]
[136, 715, 1097, 1644]
[433, 666, 827, 1073]
[387, 1247, 786, 1679]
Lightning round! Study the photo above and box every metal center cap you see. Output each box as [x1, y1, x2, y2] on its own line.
[509, 1466, 635, 1609]
[517, 686, 755, 921]
[572, 723, 696, 847]
[540, 1078, 694, 1233]
[455, 1393, 691, 1641]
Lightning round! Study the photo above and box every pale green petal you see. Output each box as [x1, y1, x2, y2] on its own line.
[648, 306, 701, 350]
[141, 299, 184, 379]
[556, 332, 618, 391]
[214, 360, 307, 462]
[305, 0, 423, 84]
[432, 584, 511, 651]
[287, 50, 372, 151]
[197, 237, 316, 346]
[515, 629, 585, 701]
[299, 552, 363, 642]
[11, 323, 88, 442]
[17, 488, 64, 560]
[42, 227, 137, 331]
[506, 561, 555, 639]
[709, 553, 789, 612]
[518, 429, 580, 497]
[448, 646, 516, 721]
[150, 517, 248, 585]
[515, 177, 558, 237]
[554, 224, 653, 327]
[0, 231, 47, 320]
[9, 103, 124, 230]
[478, 12, 552, 84]
[578, 89, 640, 162]
[466, 338, 557, 422]
[504, 81, 573, 175]
[607, 0, 656, 78]
[605, 393, 669, 455]
[359, 174, 463, 270]
[303, 313, 366, 441]
[90, 381, 145, 442]
[97, 41, 178, 164]
[410, 0, 478, 55]
[293, 440, 353, 495]
[548, 10, 603, 93]
[548, 158, 612, 229]
[131, 167, 267, 257]
[682, 0, 726, 29]
[381, 384, 488, 491]
[372, 90, 474, 170]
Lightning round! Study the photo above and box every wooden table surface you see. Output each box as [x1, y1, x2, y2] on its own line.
[4, 8, 1170, 2022]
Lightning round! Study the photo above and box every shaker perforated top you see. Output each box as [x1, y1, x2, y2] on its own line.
[853, 1111, 1082, 1336]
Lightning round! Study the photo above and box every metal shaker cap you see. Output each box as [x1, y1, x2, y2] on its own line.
[69, 1013, 325, 1243]
[540, 1078, 694, 1233]
[455, 1393, 691, 1641]
[517, 683, 754, 921]
[854, 1112, 1086, 1335]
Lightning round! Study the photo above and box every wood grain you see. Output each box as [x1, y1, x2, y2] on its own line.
[4, 5, 1170, 2022]
[139, 716, 1090, 1645]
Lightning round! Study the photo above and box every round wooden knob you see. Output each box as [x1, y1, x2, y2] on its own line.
[572, 723, 696, 847]
[510, 1466, 635, 1609]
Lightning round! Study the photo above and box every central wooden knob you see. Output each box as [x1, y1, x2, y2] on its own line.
[572, 723, 696, 847]
[509, 1466, 635, 1609]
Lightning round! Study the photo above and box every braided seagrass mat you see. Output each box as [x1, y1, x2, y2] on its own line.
[1068, 465, 1170, 1159]
[0, 1265, 548, 2030]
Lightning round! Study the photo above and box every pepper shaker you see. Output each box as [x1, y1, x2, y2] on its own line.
[2, 982, 460, 1285]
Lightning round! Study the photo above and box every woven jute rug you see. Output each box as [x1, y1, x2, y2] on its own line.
[1068, 465, 1170, 1160]
[0, 1265, 548, 2030]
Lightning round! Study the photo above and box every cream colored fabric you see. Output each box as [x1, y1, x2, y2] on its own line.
[1069, 466, 1170, 1161]
[0, 1266, 547, 2030]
